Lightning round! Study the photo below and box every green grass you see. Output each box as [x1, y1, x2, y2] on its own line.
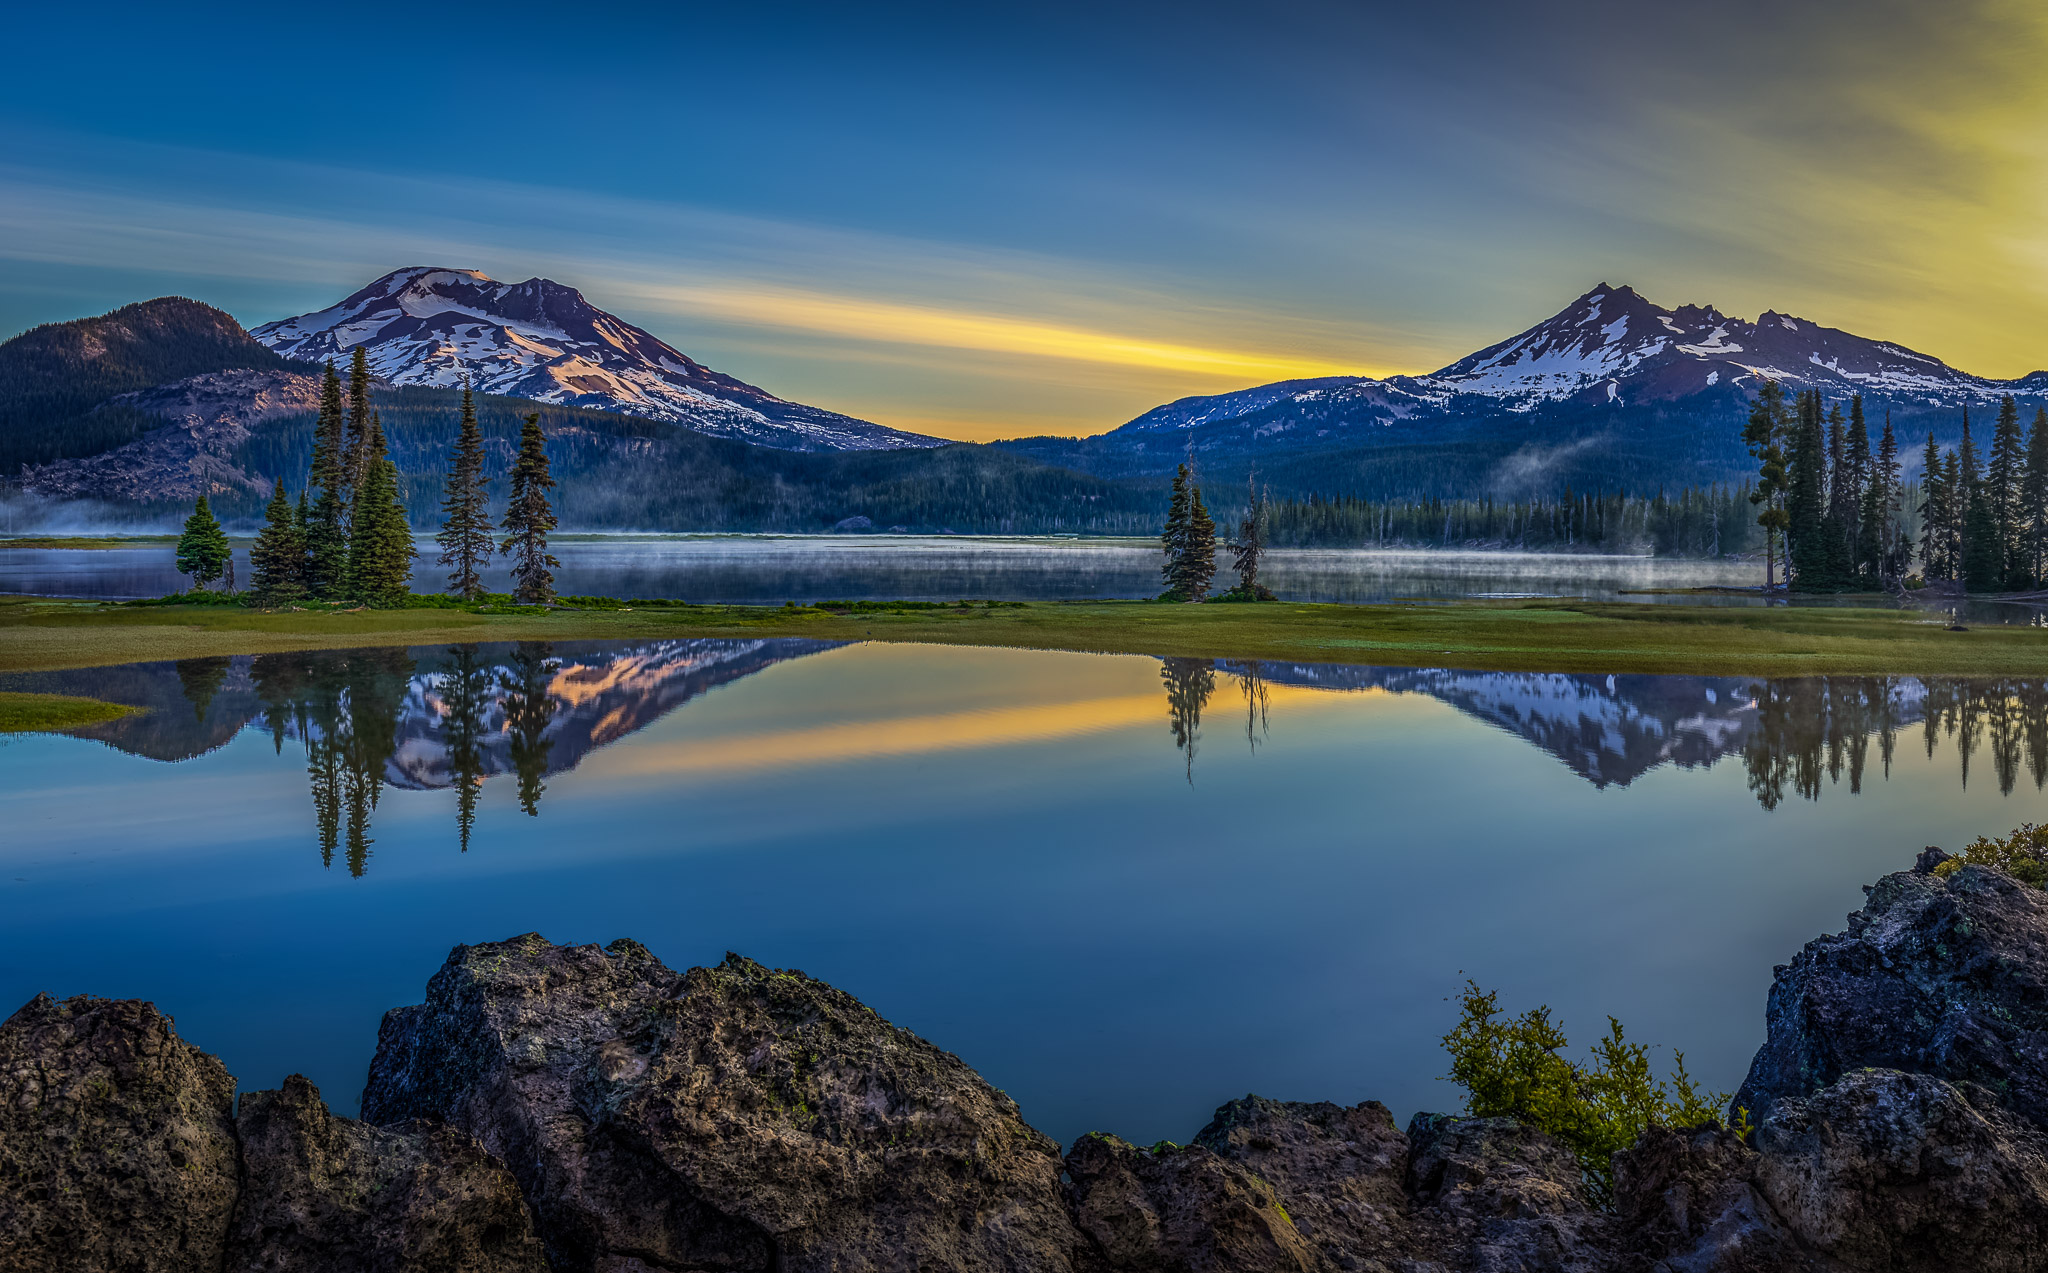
[0, 535, 180, 550]
[2, 592, 2046, 678]
[0, 690, 137, 732]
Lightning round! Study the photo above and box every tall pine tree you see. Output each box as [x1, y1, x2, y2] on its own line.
[345, 415, 417, 607]
[251, 479, 308, 603]
[2025, 405, 2048, 587]
[1988, 394, 2026, 586]
[343, 345, 374, 522]
[306, 361, 350, 598]
[501, 414, 560, 605]
[436, 381, 493, 599]
[1743, 381, 1792, 588]
[1786, 389, 1831, 589]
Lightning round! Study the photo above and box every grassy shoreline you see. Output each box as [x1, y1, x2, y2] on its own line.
[3, 592, 2045, 682]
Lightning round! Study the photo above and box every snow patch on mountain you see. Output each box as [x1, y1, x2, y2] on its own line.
[252, 267, 942, 452]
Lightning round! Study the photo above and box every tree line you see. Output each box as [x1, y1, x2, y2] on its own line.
[1745, 383, 2048, 593]
[1258, 486, 1763, 557]
[175, 349, 562, 605]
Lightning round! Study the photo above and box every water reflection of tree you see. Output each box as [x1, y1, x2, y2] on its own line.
[503, 643, 557, 816]
[1743, 677, 2048, 809]
[1161, 657, 1217, 783]
[439, 646, 493, 851]
[251, 648, 417, 876]
[175, 657, 232, 723]
[1240, 660, 1270, 753]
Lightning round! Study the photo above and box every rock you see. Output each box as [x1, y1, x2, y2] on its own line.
[1734, 864, 2048, 1132]
[227, 1072, 546, 1272]
[1064, 1131, 1318, 1272]
[1754, 1068, 2048, 1271]
[1610, 1123, 1814, 1272]
[831, 515, 874, 532]
[1191, 1096, 1417, 1265]
[0, 994, 240, 1273]
[1405, 1113, 1612, 1273]
[362, 936, 1084, 1273]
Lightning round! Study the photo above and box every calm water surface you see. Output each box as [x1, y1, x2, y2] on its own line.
[2, 536, 1771, 604]
[5, 639, 2047, 1146]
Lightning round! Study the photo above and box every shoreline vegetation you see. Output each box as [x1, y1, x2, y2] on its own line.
[6, 590, 2048, 685]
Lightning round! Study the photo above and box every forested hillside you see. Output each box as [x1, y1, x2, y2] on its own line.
[228, 384, 1163, 533]
[0, 299, 301, 470]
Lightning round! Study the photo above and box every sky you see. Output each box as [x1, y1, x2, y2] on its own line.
[2, 0, 2045, 441]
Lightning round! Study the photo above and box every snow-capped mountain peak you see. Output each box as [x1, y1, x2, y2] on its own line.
[252, 267, 941, 452]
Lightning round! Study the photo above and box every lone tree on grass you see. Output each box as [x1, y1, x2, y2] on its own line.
[1227, 472, 1274, 600]
[501, 413, 560, 605]
[250, 479, 308, 603]
[175, 495, 231, 592]
[436, 380, 493, 600]
[346, 414, 417, 607]
[1160, 460, 1216, 601]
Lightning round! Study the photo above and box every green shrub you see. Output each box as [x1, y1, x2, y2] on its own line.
[1934, 823, 2048, 887]
[1441, 981, 1728, 1202]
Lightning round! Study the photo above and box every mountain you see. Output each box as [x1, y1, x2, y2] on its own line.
[0, 298, 300, 472]
[250, 267, 939, 452]
[998, 284, 2048, 496]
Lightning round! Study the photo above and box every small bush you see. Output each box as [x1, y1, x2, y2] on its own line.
[1441, 981, 1728, 1202]
[1935, 823, 2048, 888]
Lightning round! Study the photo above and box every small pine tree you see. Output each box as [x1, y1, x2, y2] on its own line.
[436, 381, 493, 599]
[1181, 483, 1217, 599]
[306, 361, 350, 598]
[175, 495, 231, 591]
[501, 413, 560, 605]
[1160, 462, 1192, 596]
[1228, 474, 1273, 599]
[251, 479, 308, 603]
[345, 415, 417, 607]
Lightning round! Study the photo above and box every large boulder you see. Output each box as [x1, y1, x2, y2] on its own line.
[1191, 1096, 1417, 1265]
[0, 994, 241, 1273]
[227, 1072, 546, 1272]
[361, 936, 1085, 1273]
[1610, 1123, 1816, 1272]
[1734, 858, 2048, 1132]
[1063, 1131, 1316, 1272]
[1753, 1068, 2048, 1272]
[1405, 1112, 1613, 1272]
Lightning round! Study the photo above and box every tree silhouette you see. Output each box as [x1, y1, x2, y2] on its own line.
[1160, 656, 1217, 783]
[503, 642, 557, 815]
[438, 645, 493, 851]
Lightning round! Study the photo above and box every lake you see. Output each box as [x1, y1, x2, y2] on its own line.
[2, 535, 1771, 604]
[5, 636, 2046, 1148]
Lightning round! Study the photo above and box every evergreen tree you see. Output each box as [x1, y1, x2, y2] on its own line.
[345, 415, 417, 607]
[343, 345, 374, 519]
[1919, 432, 1948, 580]
[1989, 394, 2026, 585]
[1786, 390, 1831, 589]
[1819, 400, 1856, 587]
[1848, 399, 1876, 579]
[500, 413, 560, 605]
[2025, 406, 2048, 586]
[1965, 475, 2003, 592]
[1743, 381, 1793, 587]
[305, 361, 349, 598]
[1942, 450, 1965, 578]
[1228, 473, 1273, 599]
[1160, 461, 1192, 595]
[1183, 482, 1217, 599]
[1858, 414, 1899, 584]
[436, 381, 493, 599]
[250, 479, 308, 603]
[174, 494, 231, 591]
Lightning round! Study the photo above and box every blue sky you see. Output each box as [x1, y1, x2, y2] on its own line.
[4, 0, 2045, 438]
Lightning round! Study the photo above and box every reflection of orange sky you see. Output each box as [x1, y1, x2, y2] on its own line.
[587, 681, 1355, 779]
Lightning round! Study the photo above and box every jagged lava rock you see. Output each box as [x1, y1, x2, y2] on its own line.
[1405, 1112, 1614, 1272]
[228, 1072, 546, 1272]
[1063, 1131, 1317, 1272]
[1610, 1123, 1816, 1272]
[0, 994, 240, 1273]
[1192, 1096, 1417, 1265]
[361, 936, 1084, 1273]
[1735, 859, 2048, 1132]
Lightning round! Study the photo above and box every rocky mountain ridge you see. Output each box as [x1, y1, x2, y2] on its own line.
[251, 267, 941, 452]
[8, 850, 2048, 1270]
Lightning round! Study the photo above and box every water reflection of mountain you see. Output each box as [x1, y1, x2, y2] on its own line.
[12, 639, 838, 875]
[1213, 662, 2048, 804]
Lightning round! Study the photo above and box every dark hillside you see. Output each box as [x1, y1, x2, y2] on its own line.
[0, 299, 300, 470]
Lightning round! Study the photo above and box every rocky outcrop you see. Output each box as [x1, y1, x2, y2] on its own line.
[0, 994, 241, 1273]
[361, 937, 1085, 1273]
[15, 854, 2048, 1272]
[1735, 850, 2048, 1131]
[230, 1073, 547, 1272]
[22, 368, 319, 502]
